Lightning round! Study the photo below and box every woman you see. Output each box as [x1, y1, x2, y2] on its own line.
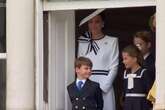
[78, 9, 119, 110]
[133, 31, 155, 83]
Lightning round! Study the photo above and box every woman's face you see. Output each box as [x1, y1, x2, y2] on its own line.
[88, 15, 104, 35]
[122, 52, 137, 69]
[133, 37, 151, 55]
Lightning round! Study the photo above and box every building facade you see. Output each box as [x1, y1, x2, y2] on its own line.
[0, 0, 164, 110]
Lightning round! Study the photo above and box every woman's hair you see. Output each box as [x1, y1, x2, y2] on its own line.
[149, 13, 156, 31]
[98, 12, 105, 22]
[122, 45, 144, 66]
[134, 31, 152, 43]
[98, 12, 106, 30]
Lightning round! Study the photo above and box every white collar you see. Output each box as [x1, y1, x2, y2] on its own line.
[144, 52, 150, 60]
[76, 78, 86, 85]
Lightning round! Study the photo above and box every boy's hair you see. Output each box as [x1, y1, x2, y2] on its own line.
[134, 31, 152, 43]
[75, 57, 93, 68]
[122, 45, 144, 66]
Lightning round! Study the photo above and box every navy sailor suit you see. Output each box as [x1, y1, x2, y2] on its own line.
[123, 68, 153, 110]
[67, 79, 103, 110]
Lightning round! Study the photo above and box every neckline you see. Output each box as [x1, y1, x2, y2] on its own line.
[131, 67, 141, 74]
[76, 78, 86, 84]
[92, 35, 106, 41]
[127, 67, 141, 74]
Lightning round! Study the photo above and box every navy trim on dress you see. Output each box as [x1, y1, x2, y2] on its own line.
[91, 70, 109, 76]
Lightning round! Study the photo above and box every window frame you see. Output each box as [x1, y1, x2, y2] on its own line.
[0, 2, 6, 110]
[43, 0, 156, 11]
[36, 0, 158, 110]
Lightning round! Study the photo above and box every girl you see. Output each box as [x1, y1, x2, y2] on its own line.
[122, 45, 153, 110]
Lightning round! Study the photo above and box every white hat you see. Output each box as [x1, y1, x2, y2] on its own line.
[79, 8, 106, 27]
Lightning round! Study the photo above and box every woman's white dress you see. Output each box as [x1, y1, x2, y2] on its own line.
[78, 32, 119, 110]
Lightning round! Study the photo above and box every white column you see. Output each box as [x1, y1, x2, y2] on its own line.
[35, 0, 44, 110]
[6, 0, 35, 110]
[155, 0, 165, 109]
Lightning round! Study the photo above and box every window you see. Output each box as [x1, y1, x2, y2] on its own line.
[40, 0, 156, 110]
[75, 7, 156, 110]
[0, 0, 6, 110]
[0, 2, 6, 53]
[0, 0, 5, 3]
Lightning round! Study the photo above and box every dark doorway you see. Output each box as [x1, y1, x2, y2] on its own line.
[43, 11, 49, 104]
[75, 6, 156, 110]
[0, 1, 6, 110]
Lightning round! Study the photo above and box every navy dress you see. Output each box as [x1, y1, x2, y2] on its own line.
[123, 68, 153, 110]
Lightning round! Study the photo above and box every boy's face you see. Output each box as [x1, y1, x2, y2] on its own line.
[133, 37, 151, 55]
[76, 65, 92, 79]
[122, 52, 137, 69]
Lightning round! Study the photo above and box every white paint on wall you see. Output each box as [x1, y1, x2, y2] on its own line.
[6, 0, 35, 109]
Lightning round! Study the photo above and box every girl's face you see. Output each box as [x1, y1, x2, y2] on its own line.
[133, 37, 151, 55]
[88, 15, 103, 35]
[122, 52, 137, 69]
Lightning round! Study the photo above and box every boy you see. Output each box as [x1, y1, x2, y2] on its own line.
[67, 57, 103, 110]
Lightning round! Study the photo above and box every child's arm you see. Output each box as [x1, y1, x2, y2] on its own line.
[95, 83, 103, 110]
[143, 70, 154, 93]
[120, 75, 126, 108]
[67, 85, 73, 103]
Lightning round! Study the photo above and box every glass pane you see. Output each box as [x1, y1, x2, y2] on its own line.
[0, 59, 6, 110]
[0, 7, 6, 53]
[43, 12, 49, 103]
[0, 0, 6, 3]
